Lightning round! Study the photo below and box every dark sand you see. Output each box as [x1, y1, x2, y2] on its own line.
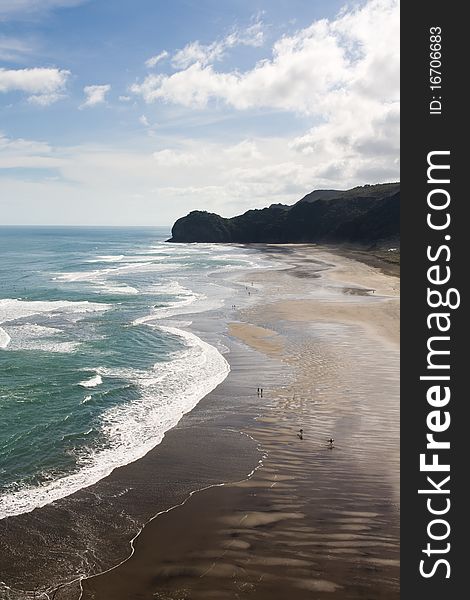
[0, 334, 281, 600]
[82, 246, 400, 600]
[0, 246, 399, 600]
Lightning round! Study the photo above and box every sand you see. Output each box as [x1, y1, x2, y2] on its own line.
[79, 245, 400, 600]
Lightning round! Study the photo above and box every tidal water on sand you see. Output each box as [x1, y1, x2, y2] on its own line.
[0, 227, 268, 521]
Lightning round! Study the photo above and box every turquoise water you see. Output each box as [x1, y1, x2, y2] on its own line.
[0, 227, 264, 518]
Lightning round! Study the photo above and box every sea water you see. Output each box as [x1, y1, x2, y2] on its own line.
[0, 227, 266, 519]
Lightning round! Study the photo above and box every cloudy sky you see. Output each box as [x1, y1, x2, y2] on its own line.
[0, 0, 399, 226]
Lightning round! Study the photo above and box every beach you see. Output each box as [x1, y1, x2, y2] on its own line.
[0, 244, 399, 600]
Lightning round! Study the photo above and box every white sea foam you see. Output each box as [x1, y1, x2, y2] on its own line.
[210, 253, 257, 261]
[135, 296, 202, 324]
[217, 260, 265, 271]
[134, 279, 229, 326]
[56, 262, 175, 283]
[162, 320, 193, 328]
[87, 255, 125, 263]
[147, 280, 193, 295]
[81, 395, 93, 404]
[3, 324, 80, 353]
[121, 254, 187, 263]
[0, 326, 11, 349]
[0, 326, 230, 519]
[0, 298, 110, 324]
[148, 244, 201, 254]
[0, 299, 110, 352]
[99, 282, 139, 295]
[133, 283, 201, 325]
[79, 374, 103, 388]
[55, 261, 181, 295]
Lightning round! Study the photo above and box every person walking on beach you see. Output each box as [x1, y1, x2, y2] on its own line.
[298, 428, 304, 440]
[327, 437, 334, 447]
[260, 388, 263, 397]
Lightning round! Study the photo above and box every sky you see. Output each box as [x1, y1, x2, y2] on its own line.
[0, 0, 399, 226]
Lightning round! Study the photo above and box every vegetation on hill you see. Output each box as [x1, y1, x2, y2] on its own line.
[168, 183, 400, 247]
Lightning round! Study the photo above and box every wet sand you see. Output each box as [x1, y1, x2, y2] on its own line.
[0, 334, 276, 600]
[81, 246, 400, 599]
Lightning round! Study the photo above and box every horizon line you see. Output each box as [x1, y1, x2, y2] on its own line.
[0, 224, 172, 228]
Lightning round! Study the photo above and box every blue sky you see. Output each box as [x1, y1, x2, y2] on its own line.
[0, 0, 399, 225]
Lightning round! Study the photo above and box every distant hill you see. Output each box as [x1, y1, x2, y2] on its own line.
[168, 182, 400, 247]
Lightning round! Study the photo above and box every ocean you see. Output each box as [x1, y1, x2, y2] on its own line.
[0, 226, 267, 520]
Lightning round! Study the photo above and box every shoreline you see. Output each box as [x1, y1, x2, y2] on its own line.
[0, 244, 399, 599]
[232, 242, 400, 278]
[82, 245, 399, 599]
[0, 325, 231, 522]
[0, 258, 284, 599]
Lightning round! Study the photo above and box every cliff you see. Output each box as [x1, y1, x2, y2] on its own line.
[168, 182, 400, 246]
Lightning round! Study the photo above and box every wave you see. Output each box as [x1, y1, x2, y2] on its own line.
[133, 282, 201, 325]
[0, 298, 110, 324]
[99, 282, 139, 295]
[133, 297, 201, 325]
[79, 374, 103, 388]
[147, 280, 194, 295]
[86, 255, 125, 263]
[4, 333, 80, 354]
[56, 261, 177, 283]
[0, 299, 109, 352]
[0, 326, 11, 349]
[3, 324, 81, 353]
[133, 280, 228, 326]
[0, 326, 230, 519]
[55, 261, 184, 295]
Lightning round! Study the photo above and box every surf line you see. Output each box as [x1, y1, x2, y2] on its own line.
[73, 430, 267, 600]
[418, 150, 460, 580]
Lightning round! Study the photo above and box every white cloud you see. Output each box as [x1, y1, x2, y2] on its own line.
[224, 139, 261, 161]
[130, 0, 399, 186]
[171, 41, 223, 69]
[233, 19, 265, 47]
[27, 92, 66, 106]
[0, 132, 64, 168]
[118, 95, 131, 102]
[133, 1, 398, 114]
[0, 126, 398, 226]
[145, 50, 168, 68]
[0, 0, 86, 19]
[171, 18, 265, 69]
[152, 148, 200, 167]
[139, 114, 159, 136]
[1, 133, 308, 222]
[1, 1, 399, 224]
[80, 84, 111, 108]
[0, 36, 33, 61]
[0, 67, 69, 104]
